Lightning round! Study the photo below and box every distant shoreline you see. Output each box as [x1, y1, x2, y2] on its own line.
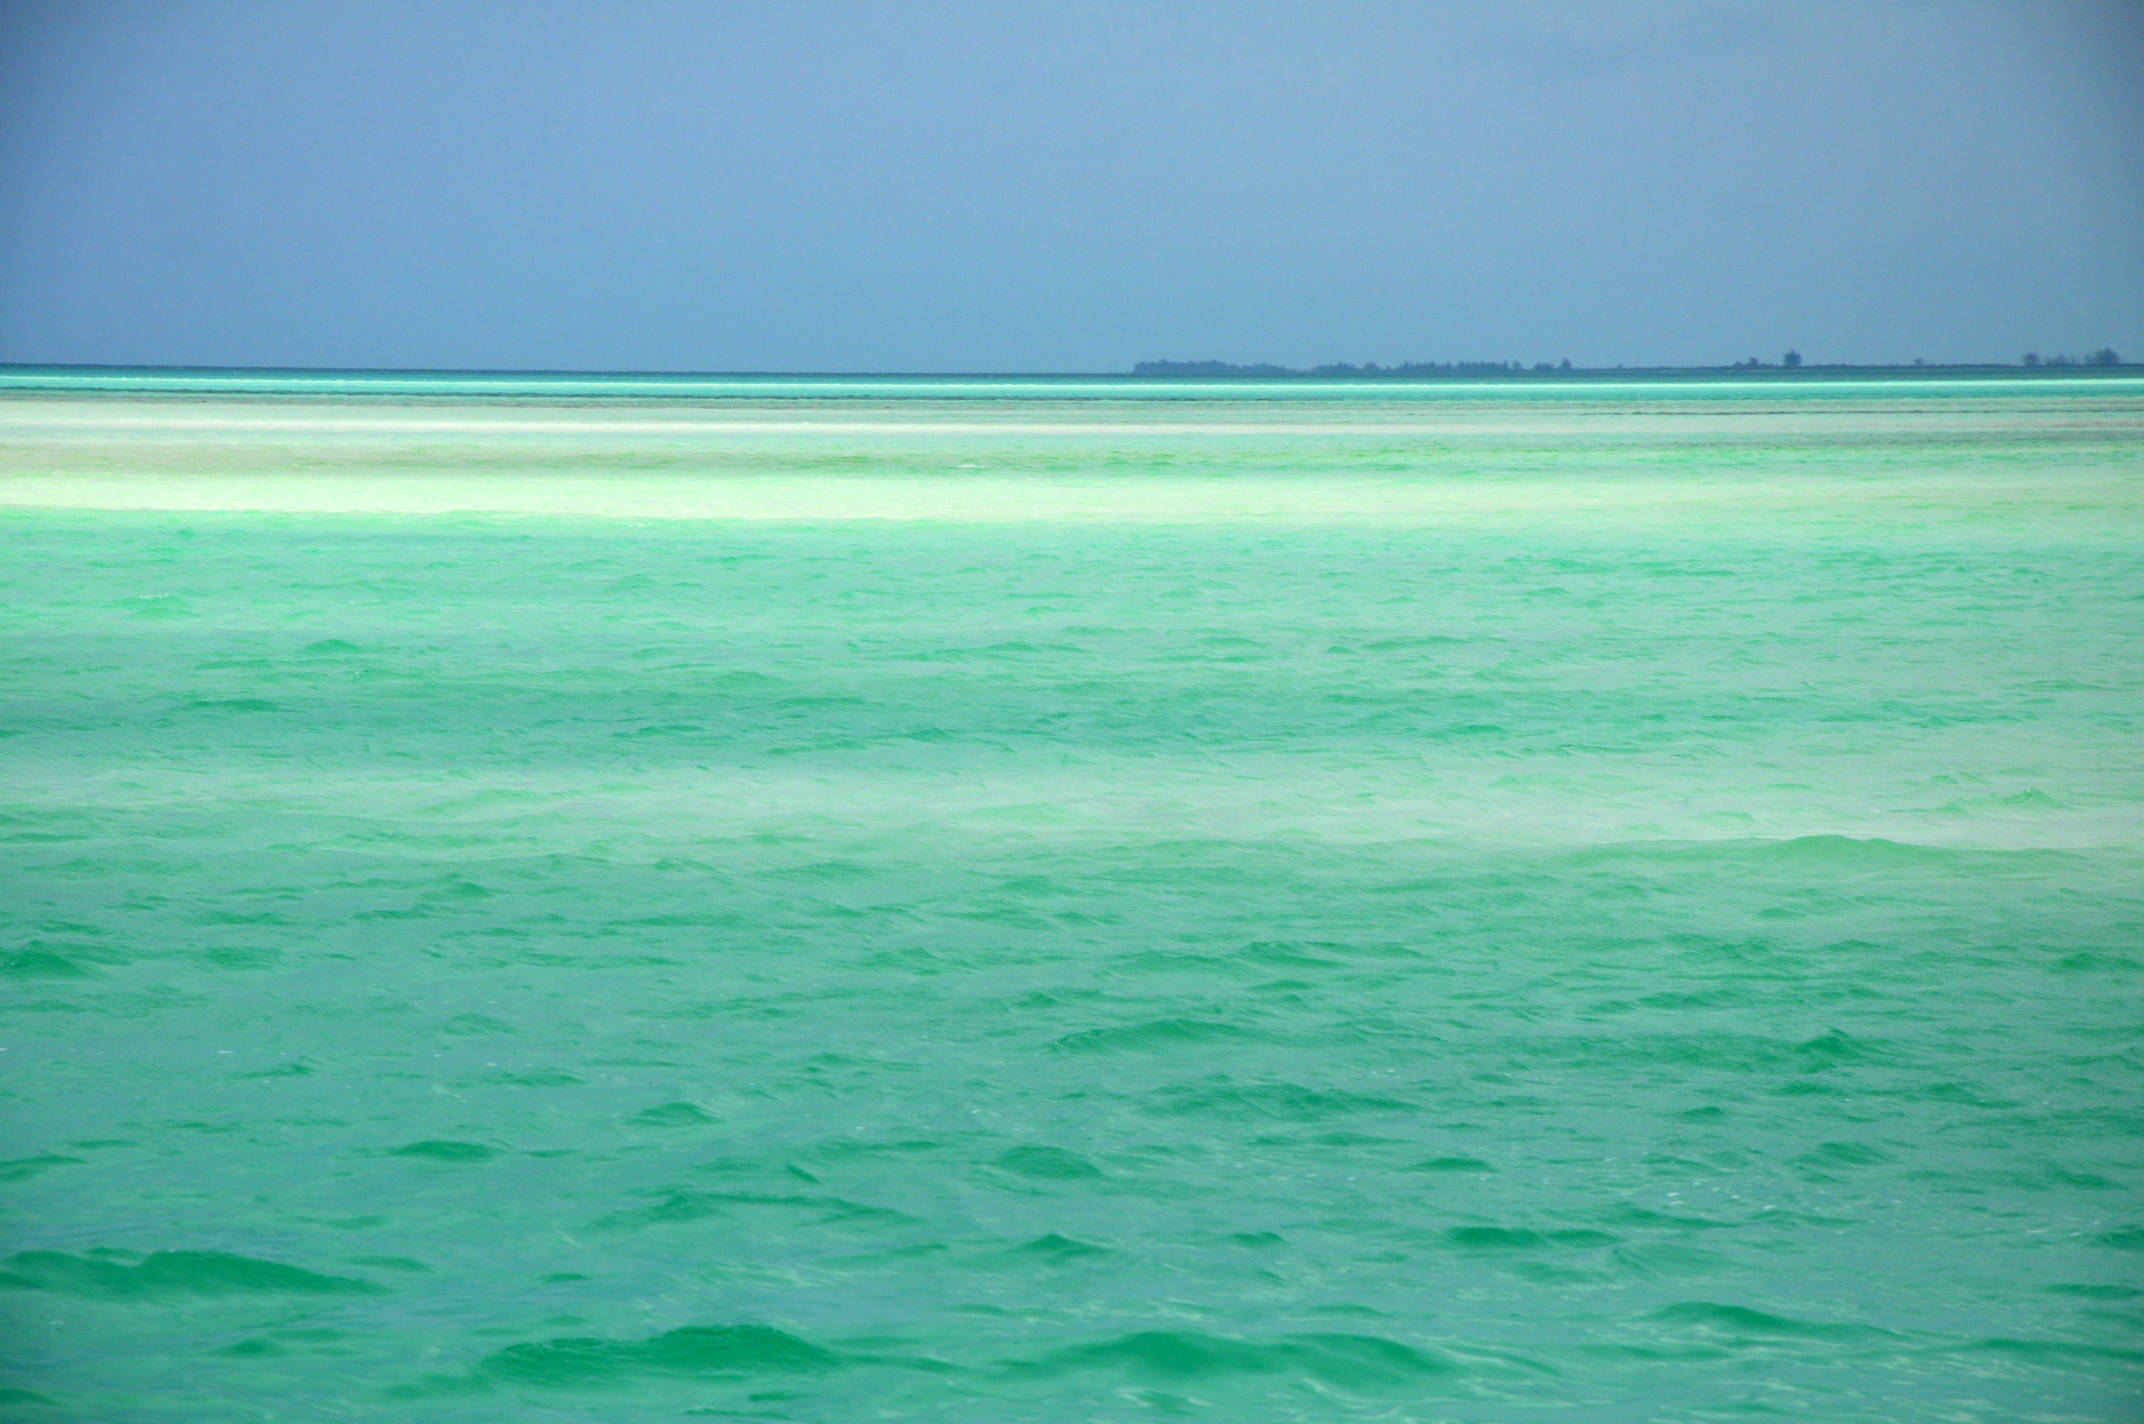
[1131, 355, 2127, 379]
[0, 361, 2136, 384]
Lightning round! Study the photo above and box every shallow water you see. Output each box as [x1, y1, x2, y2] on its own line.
[2, 372, 2141, 1421]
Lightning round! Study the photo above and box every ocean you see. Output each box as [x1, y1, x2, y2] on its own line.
[2, 369, 2140, 1421]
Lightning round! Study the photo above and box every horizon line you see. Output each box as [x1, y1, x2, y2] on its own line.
[1, 360, 2134, 380]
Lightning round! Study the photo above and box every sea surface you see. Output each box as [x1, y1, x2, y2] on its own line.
[2, 370, 2141, 1422]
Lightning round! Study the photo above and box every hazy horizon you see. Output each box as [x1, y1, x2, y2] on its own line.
[0, 356, 2132, 378]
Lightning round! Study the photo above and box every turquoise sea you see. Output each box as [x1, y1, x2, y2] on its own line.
[2, 370, 2140, 1422]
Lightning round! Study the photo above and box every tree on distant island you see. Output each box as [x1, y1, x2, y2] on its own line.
[2023, 349, 2120, 368]
[1131, 359, 1295, 376]
[1132, 358, 1563, 378]
[1130, 350, 2121, 378]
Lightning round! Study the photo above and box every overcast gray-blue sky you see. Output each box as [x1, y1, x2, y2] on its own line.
[1, 1, 2139, 372]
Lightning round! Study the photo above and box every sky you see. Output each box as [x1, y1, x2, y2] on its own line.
[1, 1, 2139, 373]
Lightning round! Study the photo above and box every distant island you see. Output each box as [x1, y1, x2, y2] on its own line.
[1133, 349, 2123, 377]
[1135, 358, 1572, 377]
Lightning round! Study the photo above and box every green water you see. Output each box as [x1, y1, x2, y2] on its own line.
[3, 373, 2141, 1421]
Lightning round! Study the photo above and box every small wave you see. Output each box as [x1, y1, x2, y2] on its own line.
[1443, 1226, 1618, 1252]
[1016, 1233, 1109, 1260]
[115, 595, 196, 620]
[1637, 988, 1740, 1011]
[991, 1145, 1103, 1180]
[1145, 1079, 1412, 1123]
[0, 1250, 385, 1300]
[201, 946, 281, 970]
[610, 722, 707, 739]
[764, 859, 877, 883]
[1792, 1028, 1885, 1065]
[1961, 1336, 2144, 1363]
[2052, 951, 2143, 975]
[390, 1140, 494, 1163]
[1406, 1156, 1493, 1173]
[1791, 1140, 1893, 1169]
[238, 1061, 313, 1079]
[1600, 1205, 1736, 1231]
[599, 1191, 726, 1228]
[0, 1154, 83, 1182]
[1649, 1301, 1894, 1342]
[1612, 1242, 1732, 1278]
[421, 878, 495, 902]
[631, 1102, 717, 1127]
[1360, 634, 1467, 651]
[600, 1189, 913, 1231]
[1756, 835, 1973, 869]
[481, 1324, 838, 1387]
[0, 950, 93, 979]
[1237, 940, 1349, 968]
[709, 671, 783, 690]
[1568, 834, 2074, 878]
[1027, 1329, 1456, 1389]
[1050, 1019, 1253, 1054]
